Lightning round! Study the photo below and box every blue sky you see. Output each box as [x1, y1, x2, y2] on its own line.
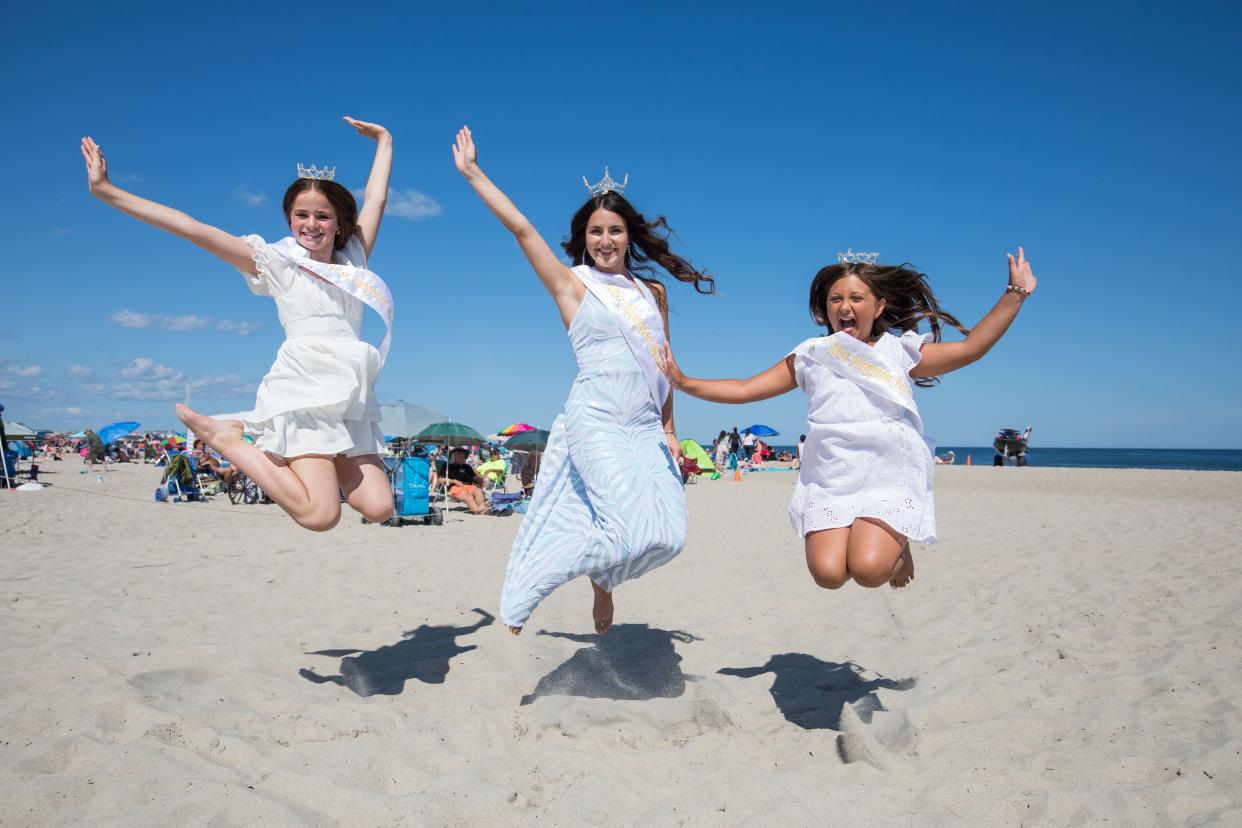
[3, 1, 1240, 447]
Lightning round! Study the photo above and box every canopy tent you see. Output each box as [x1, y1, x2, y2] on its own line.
[379, 400, 448, 439]
[4, 422, 38, 438]
[679, 439, 715, 476]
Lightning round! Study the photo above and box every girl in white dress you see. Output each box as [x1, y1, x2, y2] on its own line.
[81, 118, 396, 531]
[660, 249, 1038, 590]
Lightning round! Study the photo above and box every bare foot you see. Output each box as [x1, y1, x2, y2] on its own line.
[507, 625, 522, 636]
[591, 580, 614, 634]
[175, 404, 244, 452]
[889, 542, 915, 589]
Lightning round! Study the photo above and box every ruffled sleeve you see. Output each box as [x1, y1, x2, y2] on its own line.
[788, 336, 822, 390]
[899, 330, 934, 372]
[237, 234, 291, 297]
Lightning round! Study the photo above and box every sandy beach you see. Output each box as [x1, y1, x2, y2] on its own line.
[1, 462, 1239, 825]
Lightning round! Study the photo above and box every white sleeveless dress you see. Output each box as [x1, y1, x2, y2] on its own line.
[223, 235, 384, 459]
[788, 330, 937, 543]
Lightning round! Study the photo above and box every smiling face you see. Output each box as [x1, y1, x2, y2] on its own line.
[287, 190, 339, 261]
[584, 208, 629, 273]
[825, 274, 886, 341]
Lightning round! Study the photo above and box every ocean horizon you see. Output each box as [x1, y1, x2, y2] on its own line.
[710, 444, 1242, 473]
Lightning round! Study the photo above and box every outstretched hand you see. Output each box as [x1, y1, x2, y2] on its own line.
[656, 343, 688, 389]
[343, 116, 390, 142]
[80, 137, 110, 193]
[1008, 246, 1037, 295]
[452, 126, 480, 178]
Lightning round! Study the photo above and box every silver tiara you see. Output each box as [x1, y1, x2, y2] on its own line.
[837, 249, 879, 264]
[296, 163, 336, 181]
[583, 166, 628, 197]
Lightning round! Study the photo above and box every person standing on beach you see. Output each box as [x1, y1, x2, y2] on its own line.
[84, 429, 108, 473]
[660, 248, 1037, 591]
[81, 118, 397, 531]
[452, 126, 715, 635]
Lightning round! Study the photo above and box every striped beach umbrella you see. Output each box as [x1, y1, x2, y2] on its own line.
[499, 422, 536, 436]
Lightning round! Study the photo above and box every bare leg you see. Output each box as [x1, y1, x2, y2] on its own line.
[335, 454, 394, 524]
[176, 404, 343, 531]
[805, 528, 850, 589]
[845, 518, 909, 588]
[591, 579, 614, 634]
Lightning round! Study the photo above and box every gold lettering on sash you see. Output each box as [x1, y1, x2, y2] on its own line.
[605, 283, 661, 363]
[825, 340, 912, 398]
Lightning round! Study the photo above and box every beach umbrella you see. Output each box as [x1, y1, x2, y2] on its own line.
[97, 420, 141, 445]
[499, 422, 536, 436]
[416, 421, 486, 446]
[70, 430, 86, 438]
[747, 424, 779, 437]
[505, 429, 550, 450]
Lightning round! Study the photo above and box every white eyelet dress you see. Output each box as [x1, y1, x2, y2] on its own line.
[788, 330, 937, 544]
[222, 235, 384, 459]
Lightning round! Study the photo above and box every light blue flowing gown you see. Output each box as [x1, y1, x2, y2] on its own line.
[499, 291, 688, 628]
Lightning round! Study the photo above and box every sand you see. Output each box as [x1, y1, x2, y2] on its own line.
[1, 461, 1240, 825]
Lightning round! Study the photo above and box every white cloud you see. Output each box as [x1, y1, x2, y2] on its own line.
[6, 364, 43, 377]
[120, 357, 181, 381]
[53, 227, 73, 236]
[111, 309, 154, 328]
[64, 406, 86, 416]
[161, 314, 210, 332]
[109, 310, 209, 331]
[217, 319, 261, 336]
[109, 358, 254, 401]
[68, 364, 94, 378]
[385, 188, 442, 222]
[232, 185, 266, 206]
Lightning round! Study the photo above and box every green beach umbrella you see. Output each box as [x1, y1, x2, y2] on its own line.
[416, 421, 486, 446]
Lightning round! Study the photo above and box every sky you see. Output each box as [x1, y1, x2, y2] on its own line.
[2, 1, 1240, 448]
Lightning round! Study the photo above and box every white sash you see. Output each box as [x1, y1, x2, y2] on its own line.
[271, 237, 394, 367]
[794, 332, 923, 433]
[575, 265, 669, 411]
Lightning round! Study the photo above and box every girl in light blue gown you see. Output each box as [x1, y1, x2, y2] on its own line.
[452, 127, 715, 634]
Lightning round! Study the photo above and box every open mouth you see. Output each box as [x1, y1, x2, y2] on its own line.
[838, 316, 858, 333]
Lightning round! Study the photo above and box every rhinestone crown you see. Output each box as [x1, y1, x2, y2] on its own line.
[296, 163, 337, 182]
[582, 166, 628, 197]
[837, 249, 880, 265]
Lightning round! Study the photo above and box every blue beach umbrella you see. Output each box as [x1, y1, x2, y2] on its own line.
[747, 424, 779, 437]
[97, 421, 141, 445]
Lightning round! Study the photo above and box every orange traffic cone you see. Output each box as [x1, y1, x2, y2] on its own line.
[734, 465, 742, 482]
[966, 454, 972, 466]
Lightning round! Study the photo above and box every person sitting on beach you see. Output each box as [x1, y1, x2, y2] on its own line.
[433, 447, 488, 514]
[660, 247, 1037, 592]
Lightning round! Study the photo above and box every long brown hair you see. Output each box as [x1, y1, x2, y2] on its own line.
[281, 179, 359, 251]
[808, 262, 969, 387]
[562, 191, 715, 309]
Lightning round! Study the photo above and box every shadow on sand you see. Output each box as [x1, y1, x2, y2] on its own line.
[299, 608, 494, 697]
[520, 623, 701, 706]
[719, 653, 916, 730]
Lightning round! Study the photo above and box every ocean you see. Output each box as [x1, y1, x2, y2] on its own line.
[712, 443, 1242, 473]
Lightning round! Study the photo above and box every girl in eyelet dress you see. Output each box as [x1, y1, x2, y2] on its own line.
[81, 117, 397, 532]
[660, 249, 1037, 591]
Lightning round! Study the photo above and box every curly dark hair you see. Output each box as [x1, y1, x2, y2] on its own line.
[281, 179, 359, 251]
[808, 262, 969, 387]
[562, 191, 715, 309]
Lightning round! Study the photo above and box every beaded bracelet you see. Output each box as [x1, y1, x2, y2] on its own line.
[1005, 284, 1031, 298]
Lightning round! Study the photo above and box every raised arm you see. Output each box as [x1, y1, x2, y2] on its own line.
[659, 343, 798, 404]
[344, 116, 392, 259]
[80, 137, 256, 274]
[452, 126, 582, 327]
[911, 247, 1037, 378]
[651, 283, 682, 461]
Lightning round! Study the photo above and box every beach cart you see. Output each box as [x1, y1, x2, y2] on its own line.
[371, 455, 443, 527]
